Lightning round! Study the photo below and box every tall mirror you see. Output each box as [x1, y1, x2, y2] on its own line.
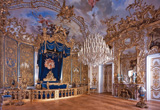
[120, 46, 137, 84]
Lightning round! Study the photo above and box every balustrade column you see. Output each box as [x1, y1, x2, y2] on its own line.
[74, 88, 77, 96]
[55, 90, 59, 99]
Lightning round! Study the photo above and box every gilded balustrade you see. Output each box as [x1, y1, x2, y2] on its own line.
[3, 86, 88, 102]
[3, 89, 31, 100]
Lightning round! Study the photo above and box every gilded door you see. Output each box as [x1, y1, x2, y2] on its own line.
[150, 57, 160, 100]
[104, 64, 112, 92]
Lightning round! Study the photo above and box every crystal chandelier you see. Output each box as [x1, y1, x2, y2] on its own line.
[78, 33, 113, 67]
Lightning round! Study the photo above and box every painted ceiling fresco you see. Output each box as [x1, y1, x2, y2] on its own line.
[8, 0, 160, 42]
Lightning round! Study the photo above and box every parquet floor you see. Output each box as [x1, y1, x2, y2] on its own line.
[3, 93, 160, 110]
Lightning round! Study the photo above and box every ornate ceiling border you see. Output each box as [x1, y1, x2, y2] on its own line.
[0, 0, 89, 46]
[101, 0, 160, 45]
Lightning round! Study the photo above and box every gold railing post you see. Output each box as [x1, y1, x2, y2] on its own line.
[55, 90, 59, 99]
[74, 88, 77, 96]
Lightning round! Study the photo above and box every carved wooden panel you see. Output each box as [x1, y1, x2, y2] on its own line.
[4, 37, 18, 87]
[150, 57, 160, 100]
[62, 56, 71, 84]
[20, 43, 34, 86]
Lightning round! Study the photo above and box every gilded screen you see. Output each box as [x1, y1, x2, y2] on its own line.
[4, 37, 18, 87]
[81, 65, 88, 84]
[20, 43, 34, 86]
[62, 56, 71, 84]
[72, 58, 80, 84]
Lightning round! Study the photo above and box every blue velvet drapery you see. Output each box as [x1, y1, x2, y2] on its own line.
[37, 41, 70, 82]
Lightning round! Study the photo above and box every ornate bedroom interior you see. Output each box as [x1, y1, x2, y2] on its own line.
[0, 0, 160, 110]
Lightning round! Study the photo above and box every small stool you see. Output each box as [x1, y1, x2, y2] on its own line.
[90, 88, 97, 93]
[2, 95, 12, 105]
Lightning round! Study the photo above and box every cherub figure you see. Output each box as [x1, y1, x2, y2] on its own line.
[32, 12, 52, 27]
[57, 0, 75, 22]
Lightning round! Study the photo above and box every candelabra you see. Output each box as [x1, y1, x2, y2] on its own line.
[78, 33, 113, 67]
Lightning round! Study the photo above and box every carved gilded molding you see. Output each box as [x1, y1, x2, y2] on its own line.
[102, 0, 160, 44]
[113, 30, 145, 84]
[108, 0, 160, 85]
[57, 0, 75, 22]
[35, 27, 75, 50]
[0, 0, 89, 47]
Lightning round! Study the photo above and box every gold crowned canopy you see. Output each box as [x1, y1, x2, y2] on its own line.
[34, 25, 75, 51]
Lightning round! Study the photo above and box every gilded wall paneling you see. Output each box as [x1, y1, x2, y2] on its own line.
[72, 58, 81, 85]
[19, 43, 34, 86]
[62, 56, 71, 84]
[4, 36, 18, 88]
[62, 55, 88, 86]
[81, 65, 88, 85]
[91, 66, 98, 88]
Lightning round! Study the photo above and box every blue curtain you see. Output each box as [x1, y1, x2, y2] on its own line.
[37, 41, 70, 82]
